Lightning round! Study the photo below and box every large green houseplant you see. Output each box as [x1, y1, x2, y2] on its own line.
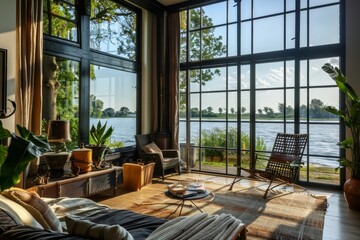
[87, 120, 114, 167]
[0, 121, 50, 191]
[322, 63, 360, 210]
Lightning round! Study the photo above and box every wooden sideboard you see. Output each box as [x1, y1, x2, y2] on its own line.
[27, 166, 123, 198]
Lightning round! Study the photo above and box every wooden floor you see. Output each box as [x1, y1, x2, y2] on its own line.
[91, 172, 360, 240]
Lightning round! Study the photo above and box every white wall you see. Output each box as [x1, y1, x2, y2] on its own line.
[0, 0, 16, 131]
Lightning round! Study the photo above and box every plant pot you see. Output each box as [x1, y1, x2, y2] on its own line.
[86, 145, 108, 167]
[344, 177, 360, 211]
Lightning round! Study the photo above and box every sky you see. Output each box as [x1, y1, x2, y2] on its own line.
[185, 0, 340, 113]
[89, 0, 340, 114]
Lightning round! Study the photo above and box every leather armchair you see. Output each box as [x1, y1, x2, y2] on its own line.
[135, 134, 180, 180]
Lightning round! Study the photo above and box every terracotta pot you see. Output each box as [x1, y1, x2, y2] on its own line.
[344, 177, 360, 211]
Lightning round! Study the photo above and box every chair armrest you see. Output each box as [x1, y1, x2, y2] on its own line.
[162, 149, 180, 158]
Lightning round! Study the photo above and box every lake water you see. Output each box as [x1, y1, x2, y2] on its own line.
[91, 118, 340, 167]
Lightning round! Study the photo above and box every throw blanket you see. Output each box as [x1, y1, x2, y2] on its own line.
[42, 197, 110, 230]
[145, 212, 245, 240]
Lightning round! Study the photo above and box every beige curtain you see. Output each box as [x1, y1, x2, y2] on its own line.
[168, 13, 180, 150]
[16, 0, 43, 134]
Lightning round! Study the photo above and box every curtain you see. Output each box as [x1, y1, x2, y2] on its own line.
[16, 0, 43, 134]
[167, 13, 180, 151]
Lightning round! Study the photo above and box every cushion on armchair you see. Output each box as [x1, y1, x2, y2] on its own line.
[142, 142, 163, 157]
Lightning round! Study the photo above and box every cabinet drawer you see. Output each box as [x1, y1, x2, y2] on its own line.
[89, 172, 115, 195]
[59, 179, 88, 198]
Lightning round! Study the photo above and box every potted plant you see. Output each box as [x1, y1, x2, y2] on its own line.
[322, 63, 360, 211]
[0, 121, 50, 191]
[87, 121, 114, 168]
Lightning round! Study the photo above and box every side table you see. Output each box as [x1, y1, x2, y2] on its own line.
[165, 190, 214, 216]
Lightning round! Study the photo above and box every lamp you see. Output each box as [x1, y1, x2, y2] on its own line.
[47, 120, 71, 152]
[44, 120, 71, 178]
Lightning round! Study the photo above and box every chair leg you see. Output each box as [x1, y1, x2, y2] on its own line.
[263, 175, 276, 199]
[178, 164, 181, 175]
[229, 167, 242, 190]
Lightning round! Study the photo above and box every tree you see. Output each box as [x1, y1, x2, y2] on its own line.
[90, 95, 104, 118]
[218, 107, 223, 115]
[119, 106, 130, 117]
[286, 105, 294, 117]
[103, 108, 115, 117]
[231, 107, 235, 115]
[179, 9, 227, 101]
[207, 106, 213, 113]
[241, 107, 246, 114]
[310, 98, 325, 118]
[257, 109, 263, 115]
[278, 103, 285, 114]
[300, 104, 307, 118]
[90, 0, 136, 60]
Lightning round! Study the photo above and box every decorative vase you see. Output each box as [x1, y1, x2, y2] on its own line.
[343, 177, 360, 211]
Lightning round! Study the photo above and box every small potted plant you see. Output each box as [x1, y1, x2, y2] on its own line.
[322, 63, 360, 211]
[87, 121, 114, 168]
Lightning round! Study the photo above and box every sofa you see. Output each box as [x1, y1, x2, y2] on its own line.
[0, 188, 246, 240]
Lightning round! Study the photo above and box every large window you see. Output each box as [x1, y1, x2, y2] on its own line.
[43, 0, 140, 149]
[179, 0, 344, 187]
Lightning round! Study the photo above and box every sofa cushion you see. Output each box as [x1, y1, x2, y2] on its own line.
[0, 195, 43, 229]
[1, 188, 62, 232]
[65, 215, 134, 240]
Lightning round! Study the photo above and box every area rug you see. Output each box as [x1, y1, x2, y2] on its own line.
[128, 179, 328, 240]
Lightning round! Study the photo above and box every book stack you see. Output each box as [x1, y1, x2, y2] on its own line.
[187, 182, 206, 193]
[167, 183, 198, 198]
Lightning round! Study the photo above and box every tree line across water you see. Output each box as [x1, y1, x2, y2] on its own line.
[180, 98, 336, 119]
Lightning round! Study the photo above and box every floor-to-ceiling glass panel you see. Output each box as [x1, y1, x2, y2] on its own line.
[241, 22, 252, 55]
[228, 0, 238, 23]
[90, 65, 136, 147]
[190, 93, 200, 120]
[256, 62, 285, 89]
[228, 65, 238, 90]
[201, 93, 227, 120]
[189, 31, 200, 61]
[286, 13, 296, 49]
[228, 24, 238, 57]
[228, 92, 237, 120]
[189, 8, 201, 30]
[309, 5, 340, 46]
[201, 67, 226, 91]
[253, 0, 284, 17]
[241, 0, 252, 20]
[254, 16, 284, 53]
[190, 69, 200, 92]
[201, 26, 227, 60]
[90, 0, 136, 59]
[256, 89, 284, 120]
[202, 2, 227, 27]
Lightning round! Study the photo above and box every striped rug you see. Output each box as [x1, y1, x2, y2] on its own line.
[128, 179, 327, 240]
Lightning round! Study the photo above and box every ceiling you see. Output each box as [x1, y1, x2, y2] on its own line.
[156, 0, 189, 6]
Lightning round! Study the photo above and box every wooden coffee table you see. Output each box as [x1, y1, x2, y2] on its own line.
[165, 190, 214, 216]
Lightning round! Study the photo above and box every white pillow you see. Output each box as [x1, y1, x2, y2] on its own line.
[142, 142, 163, 157]
[0, 195, 43, 229]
